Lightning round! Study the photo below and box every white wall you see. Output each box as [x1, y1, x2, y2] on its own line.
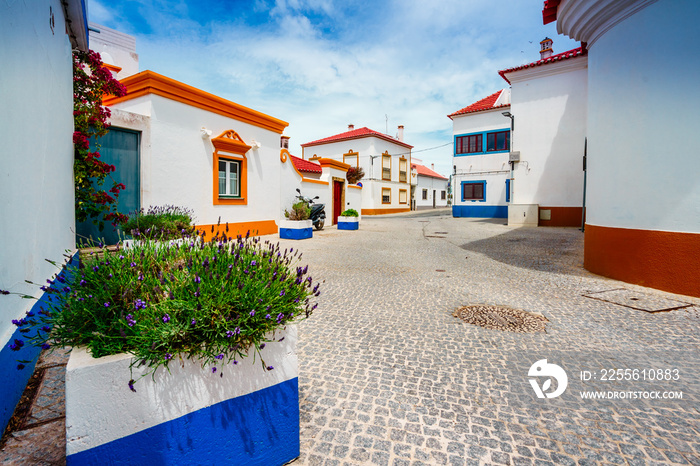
[415, 176, 448, 209]
[0, 0, 76, 343]
[508, 58, 587, 208]
[111, 95, 283, 227]
[88, 22, 139, 79]
[583, 1, 700, 232]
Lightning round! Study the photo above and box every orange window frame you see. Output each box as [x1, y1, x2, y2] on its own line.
[211, 130, 251, 206]
[382, 187, 391, 204]
[399, 156, 407, 183]
[343, 150, 359, 167]
[399, 189, 407, 204]
[382, 152, 391, 181]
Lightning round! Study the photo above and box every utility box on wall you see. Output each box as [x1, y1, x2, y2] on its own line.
[508, 204, 539, 227]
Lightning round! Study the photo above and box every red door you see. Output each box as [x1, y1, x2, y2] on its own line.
[333, 180, 343, 225]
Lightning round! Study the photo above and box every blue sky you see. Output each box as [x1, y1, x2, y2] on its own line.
[89, 0, 579, 176]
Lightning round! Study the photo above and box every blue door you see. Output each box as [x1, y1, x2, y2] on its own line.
[76, 127, 140, 246]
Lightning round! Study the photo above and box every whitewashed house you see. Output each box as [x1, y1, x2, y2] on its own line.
[301, 125, 413, 215]
[499, 39, 588, 227]
[449, 89, 512, 218]
[0, 0, 88, 433]
[545, 0, 700, 297]
[412, 163, 449, 210]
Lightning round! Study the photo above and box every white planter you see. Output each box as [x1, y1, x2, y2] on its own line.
[279, 219, 312, 240]
[337, 216, 359, 230]
[66, 328, 299, 465]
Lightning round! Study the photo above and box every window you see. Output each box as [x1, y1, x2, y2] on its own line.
[218, 159, 241, 197]
[399, 157, 408, 182]
[343, 150, 359, 167]
[382, 187, 391, 204]
[456, 134, 482, 154]
[505, 179, 511, 203]
[462, 181, 486, 201]
[399, 189, 407, 204]
[382, 152, 391, 181]
[441, 190, 446, 200]
[422, 189, 428, 200]
[487, 131, 510, 152]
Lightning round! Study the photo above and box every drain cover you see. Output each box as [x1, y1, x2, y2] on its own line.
[453, 305, 548, 333]
[582, 289, 692, 313]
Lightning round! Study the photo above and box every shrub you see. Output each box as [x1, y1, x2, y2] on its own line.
[346, 167, 365, 185]
[340, 209, 359, 217]
[4, 227, 321, 388]
[284, 201, 311, 221]
[120, 205, 196, 241]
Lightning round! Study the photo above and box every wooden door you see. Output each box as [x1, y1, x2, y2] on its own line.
[333, 180, 343, 225]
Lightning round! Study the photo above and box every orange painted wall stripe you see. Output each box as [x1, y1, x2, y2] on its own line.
[361, 208, 410, 215]
[584, 224, 700, 298]
[195, 220, 278, 241]
[538, 206, 583, 227]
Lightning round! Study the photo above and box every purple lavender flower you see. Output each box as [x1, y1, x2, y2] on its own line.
[41, 326, 51, 332]
[260, 343, 266, 349]
[130, 262, 137, 268]
[215, 353, 224, 360]
[79, 280, 87, 286]
[194, 289, 200, 298]
[249, 310, 256, 317]
[190, 318, 196, 326]
[266, 366, 274, 371]
[128, 379, 136, 392]
[119, 255, 125, 260]
[162, 314, 170, 323]
[194, 275, 201, 284]
[104, 302, 110, 308]
[280, 289, 286, 297]
[277, 313, 284, 322]
[164, 353, 173, 360]
[226, 330, 234, 338]
[251, 260, 257, 267]
[278, 337, 285, 342]
[17, 364, 25, 370]
[126, 314, 136, 327]
[265, 314, 271, 320]
[134, 299, 147, 310]
[138, 272, 144, 281]
[92, 265, 99, 271]
[9, 339, 24, 351]
[211, 367, 217, 373]
[232, 360, 238, 365]
[41, 343, 51, 350]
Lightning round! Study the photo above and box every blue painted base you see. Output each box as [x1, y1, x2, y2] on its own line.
[67, 377, 300, 466]
[337, 221, 359, 230]
[279, 227, 312, 240]
[452, 205, 507, 218]
[0, 253, 77, 433]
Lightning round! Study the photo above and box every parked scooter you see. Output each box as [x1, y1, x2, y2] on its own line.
[296, 188, 326, 230]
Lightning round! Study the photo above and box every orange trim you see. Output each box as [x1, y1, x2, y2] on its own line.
[381, 187, 391, 204]
[584, 224, 700, 298]
[104, 71, 289, 134]
[362, 208, 410, 215]
[399, 156, 408, 183]
[213, 152, 247, 205]
[103, 63, 122, 74]
[348, 184, 362, 190]
[195, 220, 278, 241]
[302, 179, 329, 186]
[212, 130, 251, 155]
[538, 206, 584, 227]
[382, 151, 392, 181]
[317, 157, 350, 172]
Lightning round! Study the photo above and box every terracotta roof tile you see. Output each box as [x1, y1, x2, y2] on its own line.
[448, 90, 510, 119]
[498, 47, 585, 84]
[411, 163, 448, 180]
[290, 155, 322, 174]
[301, 126, 413, 149]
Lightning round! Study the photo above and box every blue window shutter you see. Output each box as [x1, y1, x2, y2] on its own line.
[505, 179, 510, 203]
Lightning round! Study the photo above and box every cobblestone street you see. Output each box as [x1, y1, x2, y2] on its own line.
[2, 211, 699, 465]
[284, 212, 700, 466]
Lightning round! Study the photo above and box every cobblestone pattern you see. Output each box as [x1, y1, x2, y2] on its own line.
[284, 213, 700, 466]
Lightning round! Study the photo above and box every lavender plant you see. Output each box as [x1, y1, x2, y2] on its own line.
[120, 205, 196, 241]
[5, 225, 320, 389]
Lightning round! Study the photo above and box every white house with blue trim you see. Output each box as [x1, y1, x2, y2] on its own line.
[449, 89, 512, 218]
[0, 0, 88, 434]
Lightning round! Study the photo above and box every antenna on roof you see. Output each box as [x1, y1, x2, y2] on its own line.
[385, 114, 388, 135]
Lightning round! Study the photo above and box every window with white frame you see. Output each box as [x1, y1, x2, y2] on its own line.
[218, 159, 241, 197]
[441, 190, 446, 200]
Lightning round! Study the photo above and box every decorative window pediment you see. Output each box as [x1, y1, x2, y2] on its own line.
[212, 130, 252, 155]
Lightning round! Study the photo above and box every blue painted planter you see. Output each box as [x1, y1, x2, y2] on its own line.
[279, 220, 312, 240]
[66, 328, 299, 466]
[337, 216, 359, 230]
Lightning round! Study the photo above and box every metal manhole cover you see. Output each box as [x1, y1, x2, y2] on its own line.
[582, 288, 692, 313]
[453, 305, 548, 333]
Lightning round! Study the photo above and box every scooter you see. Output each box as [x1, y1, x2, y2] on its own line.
[296, 188, 326, 230]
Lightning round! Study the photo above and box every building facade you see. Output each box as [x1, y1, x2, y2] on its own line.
[301, 125, 413, 215]
[413, 164, 449, 210]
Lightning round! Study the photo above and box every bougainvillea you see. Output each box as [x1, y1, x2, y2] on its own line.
[73, 50, 128, 229]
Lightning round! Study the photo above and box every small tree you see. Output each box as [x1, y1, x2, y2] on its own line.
[73, 50, 128, 229]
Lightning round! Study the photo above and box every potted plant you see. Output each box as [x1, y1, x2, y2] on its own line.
[346, 167, 364, 185]
[337, 209, 360, 230]
[4, 222, 321, 465]
[279, 200, 313, 240]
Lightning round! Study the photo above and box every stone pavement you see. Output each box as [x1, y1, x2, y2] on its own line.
[2, 212, 699, 465]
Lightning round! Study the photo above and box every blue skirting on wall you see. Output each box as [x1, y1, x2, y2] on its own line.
[452, 205, 508, 218]
[0, 253, 77, 433]
[67, 377, 300, 466]
[279, 227, 312, 240]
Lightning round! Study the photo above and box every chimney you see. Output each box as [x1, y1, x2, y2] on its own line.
[348, 124, 354, 131]
[397, 125, 404, 142]
[280, 135, 289, 149]
[431, 163, 434, 171]
[540, 37, 553, 59]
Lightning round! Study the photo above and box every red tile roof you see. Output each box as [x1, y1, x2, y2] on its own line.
[498, 47, 585, 84]
[411, 163, 447, 180]
[448, 90, 510, 119]
[301, 126, 413, 149]
[542, 0, 561, 25]
[290, 154, 322, 174]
